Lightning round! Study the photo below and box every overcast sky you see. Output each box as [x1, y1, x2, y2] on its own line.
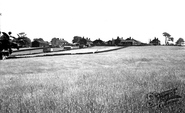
[0, 0, 185, 43]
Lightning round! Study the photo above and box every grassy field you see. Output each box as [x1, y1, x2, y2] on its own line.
[0, 46, 185, 113]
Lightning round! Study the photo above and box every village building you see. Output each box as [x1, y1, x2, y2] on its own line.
[107, 37, 144, 46]
[120, 40, 134, 46]
[106, 37, 122, 46]
[31, 40, 49, 47]
[149, 37, 161, 45]
[107, 40, 113, 45]
[72, 36, 93, 47]
[107, 38, 116, 46]
[93, 39, 105, 46]
[86, 38, 93, 47]
[51, 38, 68, 47]
[120, 38, 143, 46]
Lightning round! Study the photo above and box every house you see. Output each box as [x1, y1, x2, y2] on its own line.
[60, 39, 68, 46]
[51, 38, 68, 47]
[32, 40, 40, 47]
[106, 38, 120, 46]
[107, 38, 116, 46]
[86, 38, 93, 47]
[149, 37, 161, 45]
[72, 36, 93, 47]
[93, 39, 105, 46]
[72, 36, 81, 44]
[107, 40, 113, 45]
[120, 37, 144, 46]
[32, 40, 49, 47]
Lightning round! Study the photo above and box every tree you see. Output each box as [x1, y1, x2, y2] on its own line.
[163, 32, 171, 45]
[33, 38, 44, 42]
[17, 32, 31, 47]
[51, 38, 68, 47]
[51, 37, 59, 47]
[176, 38, 184, 46]
[5, 32, 20, 50]
[17, 32, 27, 37]
[79, 37, 87, 45]
[0, 32, 13, 54]
[72, 36, 89, 47]
[72, 36, 81, 43]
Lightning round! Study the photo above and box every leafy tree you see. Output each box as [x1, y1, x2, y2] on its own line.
[51, 38, 68, 47]
[169, 37, 174, 41]
[17, 32, 31, 47]
[72, 36, 89, 46]
[72, 36, 81, 43]
[33, 38, 44, 42]
[17, 32, 27, 37]
[51, 37, 59, 47]
[176, 38, 184, 45]
[163, 32, 171, 45]
[8, 32, 12, 36]
[163, 32, 171, 37]
[0, 32, 13, 54]
[79, 37, 87, 45]
[5, 32, 20, 50]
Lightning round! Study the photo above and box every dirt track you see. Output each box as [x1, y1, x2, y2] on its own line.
[8, 46, 125, 59]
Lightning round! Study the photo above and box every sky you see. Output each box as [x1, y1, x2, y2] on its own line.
[0, 0, 185, 44]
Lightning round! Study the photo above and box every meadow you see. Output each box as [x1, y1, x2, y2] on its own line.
[0, 46, 185, 113]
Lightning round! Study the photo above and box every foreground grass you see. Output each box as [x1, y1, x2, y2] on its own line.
[0, 46, 185, 113]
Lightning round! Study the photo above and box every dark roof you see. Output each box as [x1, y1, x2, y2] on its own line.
[32, 40, 46, 44]
[121, 38, 142, 43]
[60, 39, 68, 43]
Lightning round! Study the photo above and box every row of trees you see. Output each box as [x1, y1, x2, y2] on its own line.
[9, 32, 32, 47]
[7, 32, 68, 48]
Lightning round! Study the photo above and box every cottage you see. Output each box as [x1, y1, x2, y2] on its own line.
[107, 39, 115, 46]
[149, 37, 161, 45]
[93, 39, 105, 46]
[120, 38, 143, 46]
[32, 40, 48, 47]
[51, 38, 68, 47]
[86, 38, 93, 47]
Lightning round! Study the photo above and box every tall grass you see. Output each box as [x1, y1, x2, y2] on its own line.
[0, 46, 185, 112]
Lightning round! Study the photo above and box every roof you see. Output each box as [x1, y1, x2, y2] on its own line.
[121, 39, 142, 43]
[32, 40, 47, 44]
[60, 39, 68, 43]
